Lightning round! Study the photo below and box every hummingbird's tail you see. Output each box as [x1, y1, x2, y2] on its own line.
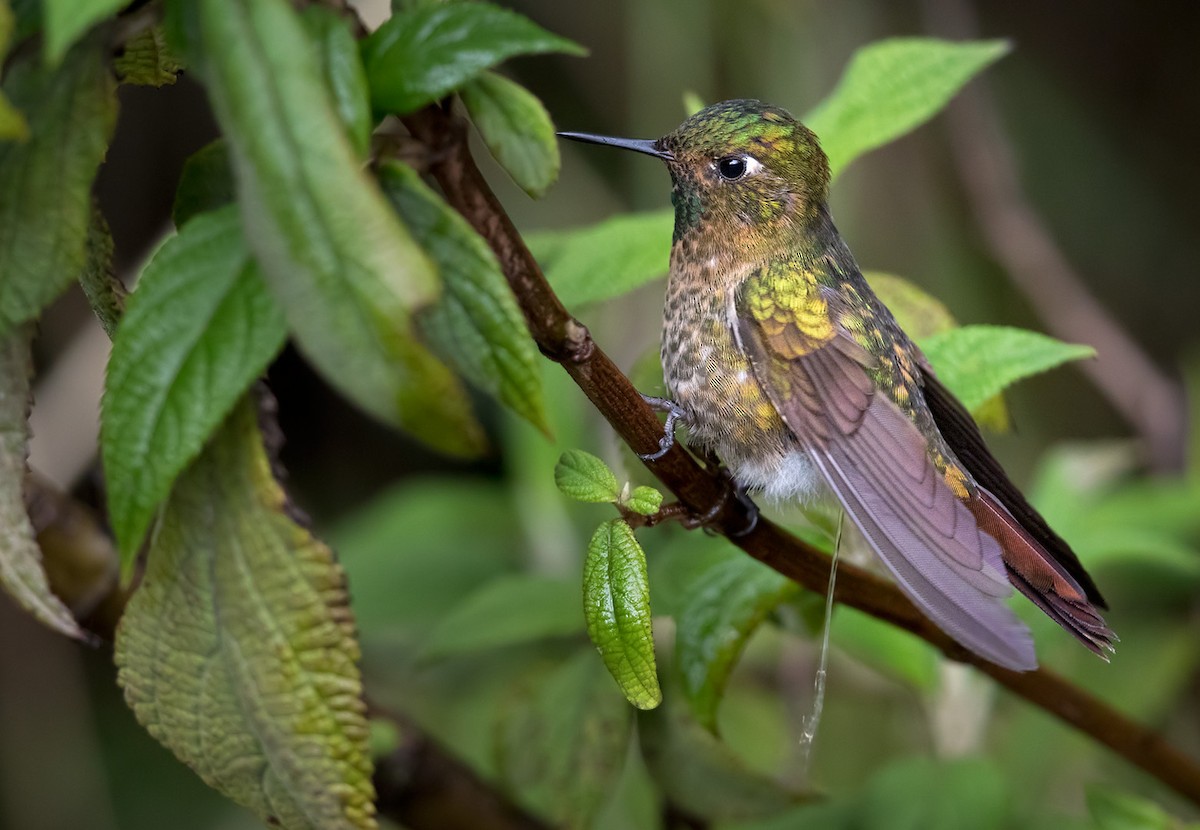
[967, 488, 1116, 658]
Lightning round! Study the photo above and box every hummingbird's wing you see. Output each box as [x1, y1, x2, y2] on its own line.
[919, 368, 1115, 655]
[735, 270, 1038, 670]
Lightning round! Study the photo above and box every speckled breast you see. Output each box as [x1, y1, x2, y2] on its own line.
[659, 270, 798, 466]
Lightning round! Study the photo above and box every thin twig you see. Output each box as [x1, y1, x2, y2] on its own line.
[404, 103, 1200, 807]
[921, 0, 1187, 472]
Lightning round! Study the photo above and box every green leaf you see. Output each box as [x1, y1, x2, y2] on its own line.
[114, 397, 377, 830]
[421, 574, 582, 659]
[113, 25, 182, 86]
[361, 2, 584, 116]
[302, 6, 372, 159]
[527, 209, 673, 307]
[0, 33, 116, 338]
[461, 70, 559, 198]
[637, 694, 805, 821]
[42, 0, 125, 65]
[584, 519, 660, 709]
[331, 478, 522, 645]
[0, 325, 84, 639]
[919, 324, 1094, 412]
[675, 556, 798, 731]
[76, 207, 123, 339]
[0, 1, 29, 140]
[1087, 785, 1190, 830]
[864, 271, 957, 340]
[831, 606, 938, 691]
[555, 449, 620, 503]
[623, 485, 663, 517]
[190, 0, 484, 457]
[496, 650, 633, 828]
[378, 160, 549, 432]
[805, 38, 1010, 178]
[102, 206, 288, 579]
[171, 140, 234, 227]
[867, 272, 1011, 431]
[857, 758, 1009, 830]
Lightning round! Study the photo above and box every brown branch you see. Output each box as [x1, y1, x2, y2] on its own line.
[921, 0, 1187, 473]
[404, 103, 1200, 807]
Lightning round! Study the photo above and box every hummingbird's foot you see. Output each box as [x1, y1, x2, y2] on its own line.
[638, 394, 689, 461]
[728, 483, 760, 538]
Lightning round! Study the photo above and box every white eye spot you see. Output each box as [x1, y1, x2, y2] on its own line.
[715, 155, 762, 181]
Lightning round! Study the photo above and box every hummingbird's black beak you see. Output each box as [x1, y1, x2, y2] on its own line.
[557, 132, 672, 160]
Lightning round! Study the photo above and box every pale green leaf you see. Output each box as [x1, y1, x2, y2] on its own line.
[496, 650, 633, 828]
[0, 0, 28, 140]
[527, 209, 674, 307]
[584, 519, 660, 709]
[0, 33, 116, 337]
[864, 271, 957, 340]
[113, 25, 182, 86]
[637, 695, 806, 820]
[378, 160, 549, 432]
[805, 38, 1010, 177]
[1087, 785, 1187, 830]
[675, 556, 798, 731]
[361, 2, 584, 115]
[867, 272, 1010, 430]
[42, 0, 124, 65]
[0, 325, 84, 639]
[623, 485, 663, 517]
[858, 758, 1009, 830]
[114, 397, 377, 830]
[191, 0, 484, 456]
[461, 70, 559, 198]
[555, 449, 620, 503]
[831, 606, 938, 691]
[302, 6, 372, 159]
[102, 207, 288, 578]
[919, 324, 1094, 412]
[421, 574, 581, 659]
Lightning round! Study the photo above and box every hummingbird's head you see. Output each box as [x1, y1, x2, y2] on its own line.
[560, 99, 830, 253]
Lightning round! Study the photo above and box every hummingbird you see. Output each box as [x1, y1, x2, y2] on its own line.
[560, 99, 1114, 671]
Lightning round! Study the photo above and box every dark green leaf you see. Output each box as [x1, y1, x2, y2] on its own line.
[171, 140, 234, 227]
[421, 574, 582, 659]
[584, 519, 660, 709]
[919, 325, 1094, 412]
[114, 398, 377, 830]
[461, 70, 559, 198]
[527, 209, 673, 307]
[496, 650, 633, 828]
[623, 485, 663, 517]
[0, 325, 84, 639]
[361, 2, 584, 116]
[805, 38, 1010, 178]
[302, 6, 373, 159]
[190, 0, 484, 456]
[76, 207, 123, 339]
[555, 449, 620, 503]
[42, 0, 125, 65]
[0, 33, 116, 338]
[675, 556, 798, 731]
[379, 160, 549, 432]
[102, 207, 287, 577]
[113, 25, 182, 86]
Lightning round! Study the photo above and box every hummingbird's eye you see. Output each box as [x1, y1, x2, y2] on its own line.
[716, 156, 748, 181]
